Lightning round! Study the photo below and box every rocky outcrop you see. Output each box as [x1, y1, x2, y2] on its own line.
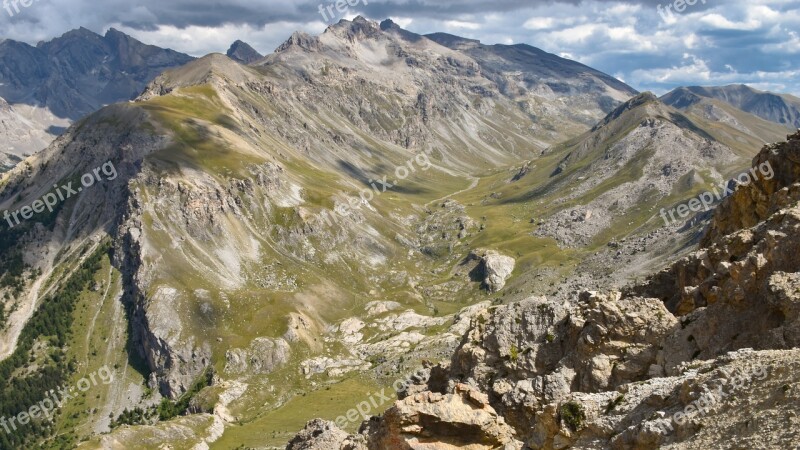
[469, 249, 515, 292]
[627, 131, 800, 318]
[701, 130, 800, 245]
[365, 383, 522, 450]
[286, 419, 364, 450]
[225, 337, 290, 374]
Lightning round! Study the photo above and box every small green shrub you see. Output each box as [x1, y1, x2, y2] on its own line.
[560, 401, 586, 431]
[509, 345, 519, 362]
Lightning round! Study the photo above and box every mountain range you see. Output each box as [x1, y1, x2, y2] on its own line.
[662, 84, 800, 130]
[0, 16, 798, 450]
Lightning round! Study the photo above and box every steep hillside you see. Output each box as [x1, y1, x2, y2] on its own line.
[424, 27, 637, 140]
[0, 97, 70, 167]
[451, 92, 767, 293]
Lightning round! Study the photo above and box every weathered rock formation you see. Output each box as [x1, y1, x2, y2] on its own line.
[469, 249, 516, 292]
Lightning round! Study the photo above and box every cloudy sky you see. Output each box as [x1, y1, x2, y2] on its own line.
[1, 0, 799, 96]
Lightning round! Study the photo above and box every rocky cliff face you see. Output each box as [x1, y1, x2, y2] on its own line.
[288, 131, 800, 449]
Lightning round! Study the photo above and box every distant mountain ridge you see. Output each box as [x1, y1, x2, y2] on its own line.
[662, 84, 800, 129]
[0, 27, 194, 168]
[0, 27, 194, 119]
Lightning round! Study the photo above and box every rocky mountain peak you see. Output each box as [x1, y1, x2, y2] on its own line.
[226, 39, 263, 64]
[325, 15, 382, 42]
[274, 30, 322, 53]
[591, 91, 661, 132]
[379, 19, 425, 42]
[138, 52, 253, 100]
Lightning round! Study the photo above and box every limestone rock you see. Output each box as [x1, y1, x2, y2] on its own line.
[365, 383, 522, 450]
[470, 249, 516, 292]
[286, 419, 366, 450]
[224, 337, 290, 375]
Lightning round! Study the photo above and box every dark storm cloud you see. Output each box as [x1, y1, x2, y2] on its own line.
[0, 0, 702, 32]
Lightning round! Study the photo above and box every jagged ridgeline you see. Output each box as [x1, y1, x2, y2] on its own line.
[0, 16, 794, 449]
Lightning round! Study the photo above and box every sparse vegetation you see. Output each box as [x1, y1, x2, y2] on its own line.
[560, 400, 586, 431]
[605, 394, 625, 413]
[157, 369, 215, 421]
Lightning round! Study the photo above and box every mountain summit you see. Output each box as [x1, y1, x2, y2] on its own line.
[226, 40, 263, 64]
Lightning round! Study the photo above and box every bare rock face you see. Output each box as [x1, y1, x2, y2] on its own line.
[139, 286, 213, 396]
[625, 131, 800, 365]
[224, 337, 290, 374]
[470, 249, 515, 292]
[365, 384, 522, 450]
[447, 292, 676, 441]
[286, 419, 366, 450]
[702, 130, 800, 245]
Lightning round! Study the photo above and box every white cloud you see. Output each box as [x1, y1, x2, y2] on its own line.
[443, 20, 482, 30]
[631, 54, 713, 84]
[700, 13, 762, 30]
[523, 17, 555, 30]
